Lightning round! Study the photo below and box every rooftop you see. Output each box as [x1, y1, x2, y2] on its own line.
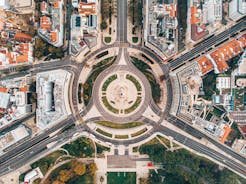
[79, 2, 96, 16]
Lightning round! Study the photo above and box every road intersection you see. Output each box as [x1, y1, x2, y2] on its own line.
[0, 0, 246, 179]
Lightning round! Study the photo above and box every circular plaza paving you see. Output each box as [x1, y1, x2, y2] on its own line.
[93, 65, 151, 122]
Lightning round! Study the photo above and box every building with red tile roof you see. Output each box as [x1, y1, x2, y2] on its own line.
[238, 125, 246, 138]
[197, 56, 214, 75]
[190, 5, 209, 41]
[219, 124, 231, 143]
[164, 4, 177, 18]
[14, 32, 32, 42]
[40, 16, 51, 31]
[0, 43, 33, 67]
[79, 2, 96, 16]
[38, 0, 64, 47]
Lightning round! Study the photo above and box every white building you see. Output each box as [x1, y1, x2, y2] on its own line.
[203, 0, 222, 25]
[0, 0, 9, 9]
[229, 0, 246, 21]
[36, 70, 72, 129]
[216, 77, 231, 89]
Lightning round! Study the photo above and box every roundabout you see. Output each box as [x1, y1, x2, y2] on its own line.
[91, 50, 152, 123]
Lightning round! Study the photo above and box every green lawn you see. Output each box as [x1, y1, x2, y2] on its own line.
[107, 172, 136, 184]
[132, 37, 138, 43]
[102, 96, 119, 114]
[131, 128, 147, 137]
[31, 150, 66, 175]
[115, 134, 129, 139]
[105, 37, 112, 43]
[125, 96, 142, 114]
[96, 121, 144, 129]
[96, 128, 113, 138]
[96, 143, 110, 154]
[62, 137, 95, 158]
[102, 74, 117, 91]
[126, 74, 142, 91]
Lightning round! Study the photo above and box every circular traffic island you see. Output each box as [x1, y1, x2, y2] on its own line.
[93, 65, 151, 122]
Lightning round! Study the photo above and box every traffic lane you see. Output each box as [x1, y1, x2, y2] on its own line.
[0, 127, 78, 176]
[0, 115, 75, 165]
[167, 116, 246, 164]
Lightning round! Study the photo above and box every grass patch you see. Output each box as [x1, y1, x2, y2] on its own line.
[83, 57, 116, 106]
[126, 74, 142, 91]
[104, 37, 111, 43]
[107, 172, 136, 184]
[62, 137, 95, 158]
[96, 121, 144, 129]
[132, 37, 138, 43]
[102, 74, 117, 91]
[115, 134, 129, 139]
[131, 128, 147, 137]
[102, 96, 119, 114]
[31, 150, 66, 175]
[96, 128, 113, 138]
[96, 143, 110, 154]
[125, 96, 142, 114]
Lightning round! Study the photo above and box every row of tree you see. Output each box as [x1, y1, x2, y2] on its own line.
[101, 0, 115, 30]
[128, 0, 142, 26]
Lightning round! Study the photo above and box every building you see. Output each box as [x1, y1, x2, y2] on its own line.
[79, 2, 97, 16]
[144, 0, 178, 58]
[0, 92, 10, 113]
[202, 0, 222, 25]
[0, 76, 32, 130]
[216, 77, 231, 89]
[70, 14, 89, 56]
[36, 70, 72, 129]
[38, 0, 64, 47]
[0, 0, 9, 9]
[0, 42, 33, 67]
[0, 125, 29, 153]
[197, 56, 214, 75]
[21, 168, 43, 184]
[229, 0, 246, 21]
[196, 34, 246, 74]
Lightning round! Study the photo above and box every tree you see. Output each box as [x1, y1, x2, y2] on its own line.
[72, 162, 86, 176]
[100, 20, 107, 30]
[52, 180, 64, 184]
[34, 37, 47, 59]
[88, 163, 97, 174]
[58, 169, 73, 182]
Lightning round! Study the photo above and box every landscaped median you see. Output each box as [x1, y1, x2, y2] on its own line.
[102, 74, 117, 91]
[96, 128, 113, 138]
[131, 127, 148, 137]
[96, 121, 144, 129]
[124, 96, 142, 114]
[101, 96, 119, 114]
[89, 122, 150, 140]
[83, 56, 116, 106]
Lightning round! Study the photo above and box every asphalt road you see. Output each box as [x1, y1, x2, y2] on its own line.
[117, 0, 127, 42]
[169, 17, 246, 69]
[0, 2, 246, 179]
